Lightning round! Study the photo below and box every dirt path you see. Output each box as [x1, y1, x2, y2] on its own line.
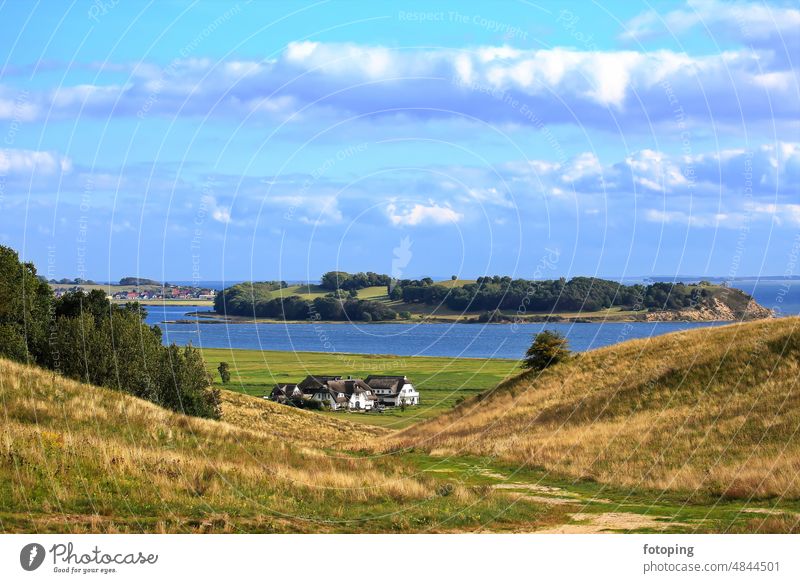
[536, 512, 684, 534]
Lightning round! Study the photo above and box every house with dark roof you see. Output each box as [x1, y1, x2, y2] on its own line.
[267, 383, 300, 403]
[267, 374, 418, 411]
[364, 375, 419, 406]
[297, 375, 342, 392]
[327, 379, 378, 411]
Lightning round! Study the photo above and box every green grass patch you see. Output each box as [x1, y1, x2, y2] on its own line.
[201, 347, 520, 429]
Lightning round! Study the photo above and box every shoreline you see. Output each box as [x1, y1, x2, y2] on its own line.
[172, 309, 767, 326]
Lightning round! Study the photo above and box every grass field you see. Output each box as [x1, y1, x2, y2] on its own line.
[4, 353, 798, 533]
[436, 278, 477, 287]
[388, 317, 800, 501]
[355, 285, 391, 299]
[278, 284, 330, 299]
[201, 347, 520, 429]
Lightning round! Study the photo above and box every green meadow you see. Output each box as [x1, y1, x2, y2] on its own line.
[201, 347, 520, 429]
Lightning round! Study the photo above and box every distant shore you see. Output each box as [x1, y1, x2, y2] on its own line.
[174, 308, 770, 326]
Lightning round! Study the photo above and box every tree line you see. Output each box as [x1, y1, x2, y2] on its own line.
[215, 281, 398, 321]
[391, 276, 715, 312]
[0, 245, 220, 419]
[214, 271, 727, 322]
[319, 271, 392, 291]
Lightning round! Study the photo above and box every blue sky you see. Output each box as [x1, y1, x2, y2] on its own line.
[0, 0, 798, 282]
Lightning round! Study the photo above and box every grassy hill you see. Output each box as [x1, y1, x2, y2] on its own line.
[385, 317, 800, 501]
[4, 319, 800, 533]
[0, 356, 575, 533]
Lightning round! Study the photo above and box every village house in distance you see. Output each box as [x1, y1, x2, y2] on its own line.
[268, 374, 419, 412]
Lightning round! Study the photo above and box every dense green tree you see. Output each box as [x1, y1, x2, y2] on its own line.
[54, 289, 112, 321]
[312, 296, 345, 320]
[0, 245, 53, 365]
[214, 281, 286, 315]
[320, 270, 392, 291]
[0, 245, 220, 419]
[157, 344, 220, 418]
[320, 271, 350, 290]
[522, 330, 571, 371]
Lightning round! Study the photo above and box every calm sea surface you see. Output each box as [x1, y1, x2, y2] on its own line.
[144, 279, 799, 360]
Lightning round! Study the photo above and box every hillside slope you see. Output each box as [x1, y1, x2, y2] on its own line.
[386, 317, 800, 499]
[0, 358, 444, 533]
[4, 346, 800, 534]
[3, 357, 604, 534]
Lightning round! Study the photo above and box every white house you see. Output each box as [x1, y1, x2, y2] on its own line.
[269, 374, 419, 410]
[309, 387, 348, 411]
[328, 379, 378, 411]
[364, 375, 419, 406]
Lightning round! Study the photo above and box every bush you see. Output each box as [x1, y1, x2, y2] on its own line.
[522, 330, 571, 371]
[399, 311, 412, 320]
[217, 361, 231, 384]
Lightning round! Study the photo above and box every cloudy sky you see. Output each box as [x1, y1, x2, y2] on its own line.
[0, 0, 798, 282]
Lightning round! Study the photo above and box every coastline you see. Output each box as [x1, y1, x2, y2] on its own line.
[174, 309, 772, 326]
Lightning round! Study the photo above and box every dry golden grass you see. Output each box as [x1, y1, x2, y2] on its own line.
[219, 390, 386, 447]
[5, 318, 800, 533]
[384, 317, 800, 499]
[0, 358, 439, 532]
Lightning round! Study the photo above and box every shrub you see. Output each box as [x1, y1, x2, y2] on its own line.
[217, 361, 231, 384]
[522, 330, 571, 371]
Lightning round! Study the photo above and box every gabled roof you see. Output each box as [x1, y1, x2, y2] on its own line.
[327, 378, 371, 395]
[270, 383, 297, 395]
[298, 375, 342, 391]
[364, 375, 408, 391]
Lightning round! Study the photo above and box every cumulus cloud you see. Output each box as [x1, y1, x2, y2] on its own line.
[621, 0, 800, 53]
[200, 195, 231, 224]
[504, 141, 800, 199]
[0, 149, 72, 175]
[6, 141, 797, 232]
[746, 202, 800, 226]
[386, 200, 463, 226]
[0, 39, 796, 130]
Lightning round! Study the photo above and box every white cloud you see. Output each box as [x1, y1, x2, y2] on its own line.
[0, 94, 38, 121]
[747, 202, 800, 226]
[502, 141, 800, 198]
[0, 149, 72, 174]
[643, 208, 749, 228]
[2, 38, 796, 129]
[620, 0, 800, 45]
[201, 195, 231, 224]
[386, 201, 463, 226]
[560, 152, 603, 183]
